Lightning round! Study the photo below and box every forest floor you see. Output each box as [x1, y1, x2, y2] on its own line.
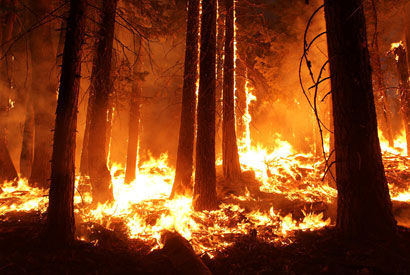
[1, 212, 410, 274]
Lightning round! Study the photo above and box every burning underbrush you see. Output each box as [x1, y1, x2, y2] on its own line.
[1, 134, 409, 257]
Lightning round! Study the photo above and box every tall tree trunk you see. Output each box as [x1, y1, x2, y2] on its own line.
[46, 0, 87, 247]
[28, 0, 58, 188]
[365, 0, 394, 147]
[170, 0, 199, 198]
[79, 89, 93, 175]
[215, 0, 225, 154]
[222, 0, 241, 181]
[392, 45, 410, 155]
[193, 0, 217, 211]
[105, 98, 113, 163]
[235, 59, 246, 138]
[327, 98, 336, 188]
[324, 0, 396, 239]
[0, 0, 18, 182]
[87, 0, 117, 204]
[56, 0, 69, 70]
[20, 98, 34, 178]
[125, 43, 143, 184]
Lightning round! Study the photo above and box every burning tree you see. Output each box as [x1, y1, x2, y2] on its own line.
[193, 0, 218, 211]
[222, 0, 241, 182]
[364, 0, 394, 147]
[391, 43, 410, 155]
[171, 0, 200, 198]
[28, 0, 58, 188]
[324, 0, 397, 239]
[87, 0, 118, 204]
[0, 0, 18, 182]
[46, 0, 87, 246]
[124, 40, 144, 184]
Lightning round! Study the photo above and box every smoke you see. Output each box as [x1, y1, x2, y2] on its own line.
[6, 0, 410, 176]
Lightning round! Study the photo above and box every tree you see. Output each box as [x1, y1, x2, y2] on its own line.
[392, 44, 410, 155]
[28, 0, 58, 188]
[222, 0, 241, 181]
[20, 100, 34, 178]
[324, 0, 396, 239]
[124, 41, 143, 184]
[193, 0, 218, 211]
[0, 0, 18, 182]
[170, 0, 200, 198]
[79, 83, 93, 175]
[365, 0, 394, 147]
[87, 0, 118, 204]
[46, 0, 87, 246]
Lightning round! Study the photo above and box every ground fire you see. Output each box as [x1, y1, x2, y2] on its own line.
[1, 0, 410, 274]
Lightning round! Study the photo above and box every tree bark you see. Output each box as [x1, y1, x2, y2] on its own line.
[28, 0, 58, 188]
[87, 0, 118, 204]
[20, 98, 34, 178]
[46, 0, 87, 247]
[392, 45, 410, 155]
[215, 0, 225, 154]
[193, 0, 218, 211]
[324, 0, 396, 240]
[79, 88, 93, 175]
[171, 0, 200, 198]
[365, 0, 394, 147]
[327, 98, 336, 188]
[222, 0, 241, 181]
[0, 0, 18, 182]
[125, 44, 143, 184]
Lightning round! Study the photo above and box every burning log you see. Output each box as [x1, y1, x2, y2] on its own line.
[159, 231, 212, 275]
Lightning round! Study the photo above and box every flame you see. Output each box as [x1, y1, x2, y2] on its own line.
[379, 129, 408, 156]
[391, 41, 403, 61]
[239, 73, 257, 153]
[2, 81, 409, 256]
[391, 41, 403, 51]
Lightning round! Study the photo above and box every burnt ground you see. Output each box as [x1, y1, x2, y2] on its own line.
[2, 212, 410, 274]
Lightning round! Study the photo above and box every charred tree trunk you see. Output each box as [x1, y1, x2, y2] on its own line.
[222, 0, 241, 181]
[324, 0, 396, 239]
[28, 0, 58, 188]
[365, 0, 394, 147]
[405, 20, 410, 76]
[193, 0, 218, 210]
[87, 0, 118, 204]
[124, 45, 143, 184]
[0, 0, 18, 182]
[215, 0, 225, 154]
[105, 98, 113, 162]
[392, 45, 410, 155]
[46, 0, 87, 247]
[235, 59, 246, 137]
[79, 89, 93, 175]
[171, 0, 200, 198]
[327, 98, 336, 188]
[20, 98, 34, 178]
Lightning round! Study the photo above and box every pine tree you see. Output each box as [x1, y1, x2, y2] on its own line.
[222, 0, 241, 182]
[87, 0, 118, 204]
[46, 0, 87, 246]
[324, 0, 396, 239]
[171, 0, 200, 198]
[28, 0, 58, 188]
[0, 0, 18, 182]
[193, 0, 218, 211]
